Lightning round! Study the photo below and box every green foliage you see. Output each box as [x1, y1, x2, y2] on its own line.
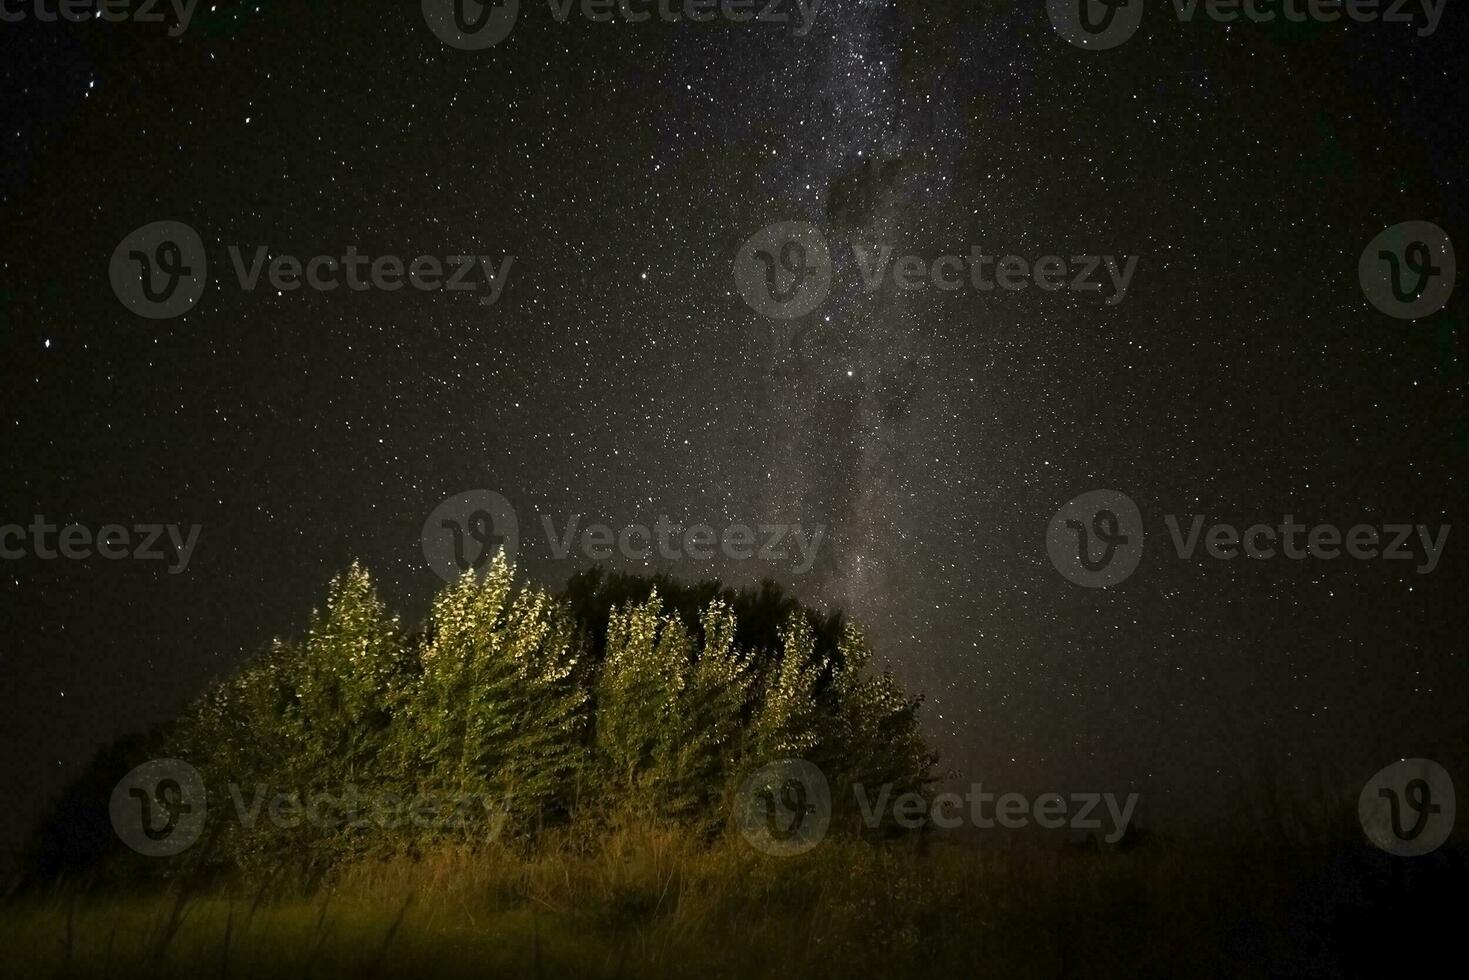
[399, 552, 587, 832]
[826, 622, 938, 826]
[154, 558, 935, 878]
[286, 562, 407, 780]
[750, 612, 826, 761]
[592, 592, 751, 818]
[168, 563, 410, 878]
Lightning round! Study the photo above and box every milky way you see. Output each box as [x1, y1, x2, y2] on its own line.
[1, 1, 1466, 856]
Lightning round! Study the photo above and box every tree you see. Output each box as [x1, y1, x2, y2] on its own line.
[749, 612, 826, 762]
[77, 561, 938, 883]
[399, 552, 587, 835]
[165, 563, 409, 879]
[826, 622, 937, 828]
[281, 562, 407, 785]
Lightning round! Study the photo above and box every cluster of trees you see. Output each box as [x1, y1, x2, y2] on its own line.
[34, 556, 936, 883]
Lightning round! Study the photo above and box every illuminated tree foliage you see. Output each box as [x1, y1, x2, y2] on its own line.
[398, 553, 587, 831]
[592, 591, 751, 819]
[155, 556, 935, 876]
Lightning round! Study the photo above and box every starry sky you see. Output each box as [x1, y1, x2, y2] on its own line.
[1, 0, 1466, 856]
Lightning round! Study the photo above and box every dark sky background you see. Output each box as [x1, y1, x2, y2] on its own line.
[2, 0, 1466, 857]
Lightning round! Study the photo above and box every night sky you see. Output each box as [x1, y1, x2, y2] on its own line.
[2, 0, 1466, 858]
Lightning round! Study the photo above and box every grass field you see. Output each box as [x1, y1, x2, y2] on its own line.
[3, 818, 1463, 979]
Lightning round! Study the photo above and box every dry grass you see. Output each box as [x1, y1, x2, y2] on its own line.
[1, 818, 1462, 979]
